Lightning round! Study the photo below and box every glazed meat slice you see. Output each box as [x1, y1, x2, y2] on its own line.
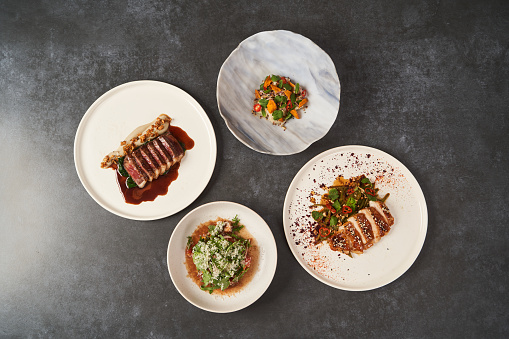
[131, 149, 156, 182]
[158, 134, 184, 163]
[343, 221, 365, 254]
[358, 209, 381, 243]
[146, 142, 167, 174]
[367, 207, 390, 237]
[123, 156, 148, 188]
[138, 146, 160, 179]
[329, 227, 351, 255]
[354, 213, 375, 244]
[369, 201, 394, 227]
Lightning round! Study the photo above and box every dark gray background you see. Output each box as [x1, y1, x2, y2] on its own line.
[1, 0, 508, 337]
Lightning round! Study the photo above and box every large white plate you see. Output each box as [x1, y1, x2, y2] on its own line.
[217, 30, 340, 155]
[283, 146, 427, 291]
[74, 80, 216, 220]
[167, 201, 277, 313]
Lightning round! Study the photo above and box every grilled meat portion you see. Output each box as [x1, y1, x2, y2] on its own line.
[329, 201, 394, 255]
[124, 132, 184, 188]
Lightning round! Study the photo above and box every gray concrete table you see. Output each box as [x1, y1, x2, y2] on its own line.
[1, 0, 508, 337]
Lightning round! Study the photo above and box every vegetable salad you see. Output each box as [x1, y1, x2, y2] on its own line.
[252, 75, 308, 129]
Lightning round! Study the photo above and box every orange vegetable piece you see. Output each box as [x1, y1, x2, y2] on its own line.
[267, 99, 277, 113]
[284, 90, 292, 100]
[298, 98, 308, 108]
[290, 109, 300, 119]
[270, 84, 281, 92]
[289, 81, 295, 87]
[279, 118, 284, 122]
[263, 76, 271, 89]
[255, 90, 261, 99]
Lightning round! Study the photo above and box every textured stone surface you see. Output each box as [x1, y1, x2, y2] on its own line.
[1, 0, 508, 337]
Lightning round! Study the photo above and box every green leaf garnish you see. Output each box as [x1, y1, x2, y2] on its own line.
[117, 157, 129, 177]
[332, 200, 342, 211]
[272, 110, 283, 120]
[330, 215, 338, 226]
[295, 83, 300, 93]
[271, 75, 281, 82]
[283, 83, 292, 91]
[258, 98, 269, 108]
[126, 177, 138, 188]
[328, 188, 339, 201]
[312, 211, 323, 221]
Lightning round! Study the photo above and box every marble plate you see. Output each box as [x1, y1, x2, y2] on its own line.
[167, 201, 277, 313]
[283, 146, 428, 291]
[217, 30, 340, 155]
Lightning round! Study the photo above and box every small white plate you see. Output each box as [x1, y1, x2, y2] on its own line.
[217, 30, 340, 155]
[167, 201, 277, 313]
[74, 80, 216, 220]
[283, 146, 427, 291]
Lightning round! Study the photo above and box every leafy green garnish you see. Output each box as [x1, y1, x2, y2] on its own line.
[126, 177, 138, 188]
[271, 75, 281, 82]
[261, 107, 266, 117]
[346, 196, 356, 210]
[312, 211, 323, 221]
[274, 95, 286, 104]
[361, 177, 371, 184]
[258, 98, 269, 108]
[285, 114, 293, 120]
[328, 188, 339, 201]
[332, 200, 342, 211]
[330, 215, 338, 226]
[117, 157, 129, 177]
[278, 80, 283, 88]
[290, 93, 296, 105]
[232, 215, 240, 226]
[295, 83, 300, 93]
[272, 110, 283, 120]
[283, 83, 292, 91]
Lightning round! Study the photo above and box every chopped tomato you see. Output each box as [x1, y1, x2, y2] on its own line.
[253, 104, 261, 112]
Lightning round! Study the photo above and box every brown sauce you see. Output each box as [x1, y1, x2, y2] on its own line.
[114, 125, 194, 205]
[184, 218, 259, 296]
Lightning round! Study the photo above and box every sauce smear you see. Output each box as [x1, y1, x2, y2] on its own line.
[115, 126, 194, 205]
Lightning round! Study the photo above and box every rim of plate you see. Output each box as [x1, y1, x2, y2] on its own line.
[282, 145, 428, 291]
[167, 201, 278, 312]
[74, 80, 217, 220]
[217, 30, 340, 155]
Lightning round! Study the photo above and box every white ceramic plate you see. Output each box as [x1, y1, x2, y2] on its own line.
[217, 30, 340, 155]
[283, 146, 427, 291]
[74, 80, 216, 220]
[167, 201, 277, 313]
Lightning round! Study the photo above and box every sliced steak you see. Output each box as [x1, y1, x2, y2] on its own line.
[153, 138, 173, 168]
[123, 155, 148, 188]
[158, 134, 184, 163]
[138, 146, 160, 179]
[132, 149, 156, 182]
[146, 143, 167, 174]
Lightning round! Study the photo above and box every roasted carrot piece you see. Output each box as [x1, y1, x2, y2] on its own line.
[263, 76, 271, 89]
[255, 90, 261, 99]
[298, 98, 308, 108]
[290, 109, 300, 119]
[267, 99, 277, 113]
[284, 90, 292, 100]
[270, 84, 281, 92]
